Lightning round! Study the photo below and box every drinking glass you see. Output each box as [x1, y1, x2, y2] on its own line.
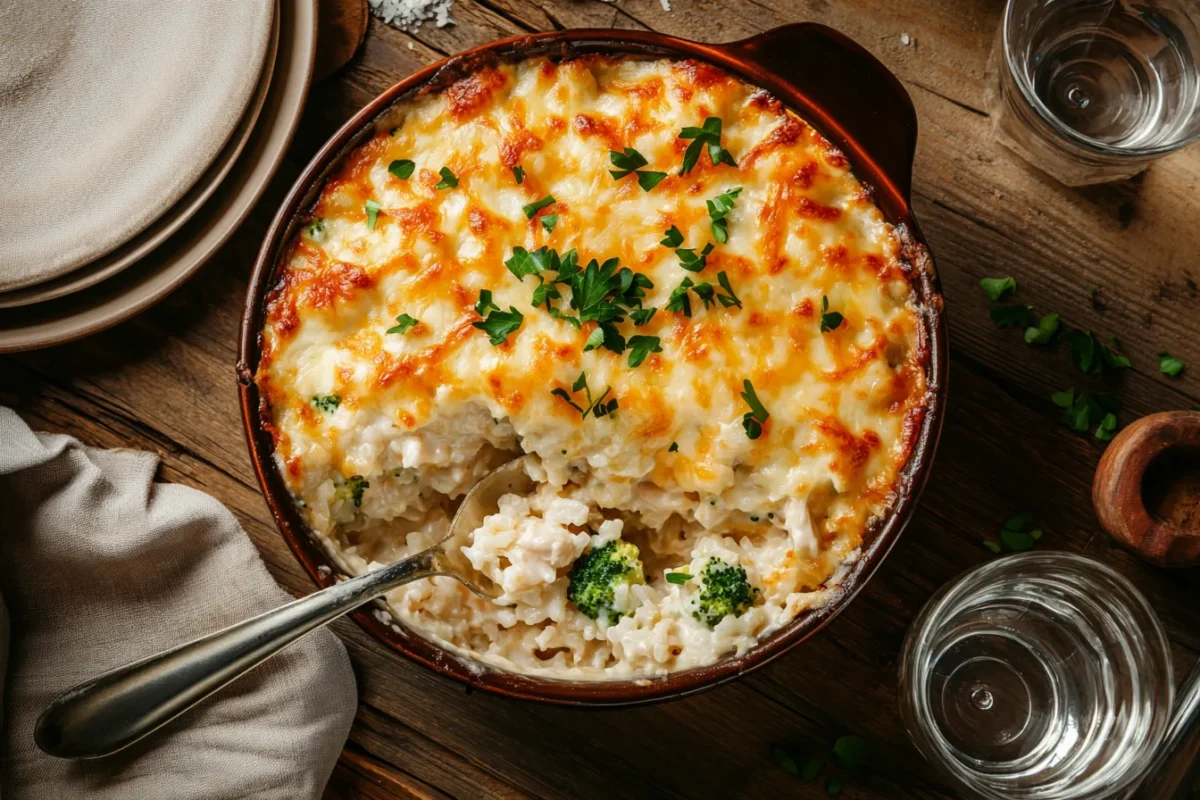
[985, 0, 1200, 185]
[898, 552, 1174, 800]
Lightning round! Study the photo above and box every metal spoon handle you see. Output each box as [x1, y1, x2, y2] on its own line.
[34, 549, 438, 760]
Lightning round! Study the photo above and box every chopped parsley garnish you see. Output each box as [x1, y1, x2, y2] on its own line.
[386, 314, 420, 335]
[305, 219, 327, 242]
[679, 117, 736, 175]
[1024, 312, 1059, 345]
[627, 334, 662, 367]
[631, 306, 657, 326]
[985, 512, 1043, 553]
[608, 147, 667, 192]
[740, 379, 769, 439]
[1066, 330, 1131, 373]
[692, 281, 716, 309]
[661, 225, 685, 247]
[666, 277, 694, 317]
[980, 276, 1017, 302]
[637, 170, 668, 191]
[1052, 387, 1121, 437]
[717, 271, 742, 309]
[475, 289, 499, 316]
[1159, 351, 1185, 377]
[532, 280, 561, 308]
[364, 199, 381, 230]
[505, 246, 557, 281]
[435, 167, 458, 189]
[583, 324, 624, 355]
[551, 371, 618, 419]
[666, 572, 692, 585]
[472, 306, 524, 345]
[668, 441, 679, 452]
[523, 195, 556, 219]
[335, 475, 369, 508]
[541, 213, 558, 232]
[387, 159, 415, 180]
[310, 394, 341, 413]
[707, 187, 742, 243]
[512, 165, 524, 184]
[990, 305, 1032, 328]
[677, 243, 714, 272]
[820, 295, 844, 332]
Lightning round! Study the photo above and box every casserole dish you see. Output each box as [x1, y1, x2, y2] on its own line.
[238, 23, 947, 705]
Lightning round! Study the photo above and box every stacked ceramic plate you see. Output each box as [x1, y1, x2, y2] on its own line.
[0, 0, 317, 352]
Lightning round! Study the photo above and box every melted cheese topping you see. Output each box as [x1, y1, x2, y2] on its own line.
[258, 56, 928, 679]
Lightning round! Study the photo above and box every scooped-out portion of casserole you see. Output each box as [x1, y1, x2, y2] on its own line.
[256, 54, 930, 679]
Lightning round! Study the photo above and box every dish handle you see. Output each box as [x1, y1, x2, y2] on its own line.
[717, 23, 918, 206]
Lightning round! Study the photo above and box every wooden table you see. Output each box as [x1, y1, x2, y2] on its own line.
[5, 1, 1200, 797]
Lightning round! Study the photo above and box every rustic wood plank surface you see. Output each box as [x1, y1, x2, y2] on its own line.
[4, 1, 1200, 797]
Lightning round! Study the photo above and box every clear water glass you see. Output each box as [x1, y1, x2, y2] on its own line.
[985, 0, 1200, 185]
[898, 552, 1175, 800]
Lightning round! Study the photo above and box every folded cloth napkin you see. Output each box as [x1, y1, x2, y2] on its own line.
[0, 407, 357, 799]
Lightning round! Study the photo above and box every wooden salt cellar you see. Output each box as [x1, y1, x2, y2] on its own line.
[1093, 411, 1200, 567]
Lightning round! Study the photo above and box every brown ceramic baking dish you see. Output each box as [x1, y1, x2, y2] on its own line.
[238, 24, 948, 705]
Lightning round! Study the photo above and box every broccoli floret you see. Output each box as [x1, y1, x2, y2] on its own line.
[692, 557, 758, 627]
[310, 394, 341, 413]
[335, 475, 369, 508]
[567, 540, 645, 622]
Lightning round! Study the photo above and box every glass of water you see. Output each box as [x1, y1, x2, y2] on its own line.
[985, 0, 1200, 185]
[898, 552, 1175, 800]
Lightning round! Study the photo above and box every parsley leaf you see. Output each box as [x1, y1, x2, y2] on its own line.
[637, 171, 668, 191]
[305, 219, 327, 243]
[549, 306, 581, 328]
[475, 289, 499, 316]
[523, 195, 556, 219]
[1159, 351, 1185, 377]
[311, 394, 341, 413]
[692, 281, 716, 309]
[512, 165, 524, 184]
[551, 371, 617, 419]
[997, 514, 1042, 552]
[677, 243, 714, 272]
[820, 295, 844, 332]
[609, 147, 649, 176]
[609, 148, 666, 191]
[1024, 312, 1060, 345]
[1095, 412, 1118, 441]
[627, 334, 662, 367]
[668, 441, 679, 452]
[388, 159, 415, 180]
[679, 117, 735, 175]
[541, 213, 558, 232]
[435, 167, 458, 189]
[505, 246, 554, 281]
[980, 276, 1017, 301]
[990, 305, 1032, 328]
[666, 277, 694, 317]
[1067, 330, 1131, 374]
[631, 306, 658, 326]
[740, 379, 769, 439]
[666, 572, 692, 585]
[472, 307, 523, 345]
[661, 225, 684, 247]
[583, 327, 605, 352]
[532, 280, 561, 308]
[364, 199, 381, 230]
[386, 313, 419, 335]
[707, 187, 742, 243]
[717, 270, 743, 309]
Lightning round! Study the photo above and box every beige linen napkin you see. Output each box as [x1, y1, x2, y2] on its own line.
[0, 408, 357, 799]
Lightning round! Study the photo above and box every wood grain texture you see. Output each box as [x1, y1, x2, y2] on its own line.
[4, 2, 1200, 797]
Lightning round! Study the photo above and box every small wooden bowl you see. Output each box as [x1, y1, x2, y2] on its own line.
[1093, 411, 1200, 567]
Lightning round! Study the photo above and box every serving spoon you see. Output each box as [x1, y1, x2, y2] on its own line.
[35, 456, 535, 760]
